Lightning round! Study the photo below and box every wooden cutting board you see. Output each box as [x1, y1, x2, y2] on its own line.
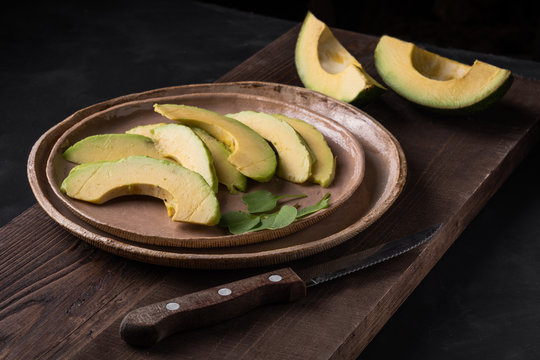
[2, 25, 540, 359]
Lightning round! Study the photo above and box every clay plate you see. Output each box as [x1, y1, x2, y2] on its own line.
[46, 92, 365, 248]
[28, 82, 406, 269]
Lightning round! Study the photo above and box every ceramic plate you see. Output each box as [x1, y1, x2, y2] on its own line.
[46, 91, 364, 248]
[28, 82, 406, 268]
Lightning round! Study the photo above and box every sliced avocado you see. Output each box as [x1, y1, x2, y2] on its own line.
[63, 133, 162, 164]
[151, 124, 219, 193]
[127, 123, 247, 194]
[153, 104, 277, 182]
[60, 156, 220, 225]
[226, 111, 313, 184]
[126, 123, 166, 137]
[272, 113, 336, 187]
[192, 127, 247, 194]
[374, 35, 513, 113]
[295, 11, 385, 105]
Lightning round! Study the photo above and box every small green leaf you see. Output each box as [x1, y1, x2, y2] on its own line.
[242, 190, 306, 213]
[220, 191, 331, 235]
[250, 205, 298, 232]
[263, 205, 298, 229]
[296, 193, 331, 218]
[219, 211, 261, 234]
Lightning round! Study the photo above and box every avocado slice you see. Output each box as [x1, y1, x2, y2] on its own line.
[295, 11, 385, 105]
[60, 156, 220, 226]
[153, 104, 277, 182]
[126, 123, 166, 138]
[151, 124, 219, 193]
[191, 127, 247, 194]
[272, 113, 336, 187]
[63, 133, 162, 163]
[374, 35, 513, 113]
[227, 111, 313, 184]
[127, 123, 247, 194]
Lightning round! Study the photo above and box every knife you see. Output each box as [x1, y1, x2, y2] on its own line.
[120, 224, 441, 346]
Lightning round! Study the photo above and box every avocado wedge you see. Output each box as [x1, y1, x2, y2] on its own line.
[272, 113, 336, 187]
[154, 104, 277, 182]
[63, 133, 162, 163]
[127, 123, 247, 193]
[151, 124, 219, 193]
[60, 156, 220, 225]
[191, 127, 247, 194]
[126, 123, 166, 138]
[374, 35, 513, 114]
[227, 111, 313, 184]
[295, 11, 385, 105]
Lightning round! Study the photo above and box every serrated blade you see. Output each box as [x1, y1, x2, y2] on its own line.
[297, 224, 441, 288]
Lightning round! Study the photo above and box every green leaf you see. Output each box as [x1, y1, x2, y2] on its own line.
[296, 193, 331, 218]
[251, 205, 298, 232]
[219, 211, 261, 234]
[220, 192, 331, 235]
[263, 205, 298, 229]
[242, 190, 306, 213]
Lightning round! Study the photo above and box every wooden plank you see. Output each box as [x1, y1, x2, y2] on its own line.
[1, 24, 539, 360]
[74, 26, 540, 359]
[0, 206, 171, 359]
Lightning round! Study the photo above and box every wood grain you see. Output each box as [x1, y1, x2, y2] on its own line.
[2, 24, 540, 359]
[119, 267, 306, 346]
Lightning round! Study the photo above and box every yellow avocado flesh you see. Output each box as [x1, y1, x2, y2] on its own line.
[295, 11, 384, 104]
[374, 35, 513, 110]
[192, 127, 247, 194]
[60, 156, 220, 225]
[227, 111, 313, 184]
[126, 123, 166, 138]
[128, 123, 247, 194]
[151, 124, 218, 193]
[154, 104, 277, 182]
[272, 113, 336, 187]
[63, 134, 162, 163]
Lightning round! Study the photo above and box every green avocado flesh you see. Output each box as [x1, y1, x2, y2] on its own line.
[295, 11, 385, 105]
[126, 123, 166, 137]
[374, 35, 513, 113]
[272, 113, 336, 187]
[226, 111, 313, 184]
[153, 104, 277, 182]
[127, 122, 247, 194]
[63, 133, 162, 163]
[151, 123, 219, 193]
[60, 156, 220, 225]
[191, 127, 247, 194]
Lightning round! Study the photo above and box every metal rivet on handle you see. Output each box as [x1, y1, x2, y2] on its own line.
[166, 302, 180, 311]
[218, 288, 232, 296]
[268, 275, 282, 282]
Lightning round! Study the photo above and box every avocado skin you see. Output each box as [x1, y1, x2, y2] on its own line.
[413, 75, 514, 116]
[295, 11, 384, 106]
[350, 84, 386, 107]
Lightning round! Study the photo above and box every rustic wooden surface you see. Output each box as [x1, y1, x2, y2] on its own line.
[119, 267, 306, 347]
[1, 25, 540, 359]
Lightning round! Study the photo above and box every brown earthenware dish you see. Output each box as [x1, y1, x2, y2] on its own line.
[28, 81, 406, 269]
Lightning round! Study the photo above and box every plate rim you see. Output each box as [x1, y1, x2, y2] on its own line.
[27, 81, 407, 269]
[45, 91, 366, 248]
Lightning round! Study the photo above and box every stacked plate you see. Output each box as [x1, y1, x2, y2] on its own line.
[28, 82, 406, 269]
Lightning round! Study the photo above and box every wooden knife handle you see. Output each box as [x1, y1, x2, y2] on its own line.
[119, 267, 306, 346]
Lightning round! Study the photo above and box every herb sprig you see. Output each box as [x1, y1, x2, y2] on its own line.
[219, 190, 330, 234]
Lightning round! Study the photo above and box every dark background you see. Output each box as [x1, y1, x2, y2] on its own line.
[2, 0, 538, 227]
[1, 1, 539, 358]
[202, 0, 540, 61]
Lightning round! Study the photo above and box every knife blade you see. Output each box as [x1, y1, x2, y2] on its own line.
[120, 224, 441, 346]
